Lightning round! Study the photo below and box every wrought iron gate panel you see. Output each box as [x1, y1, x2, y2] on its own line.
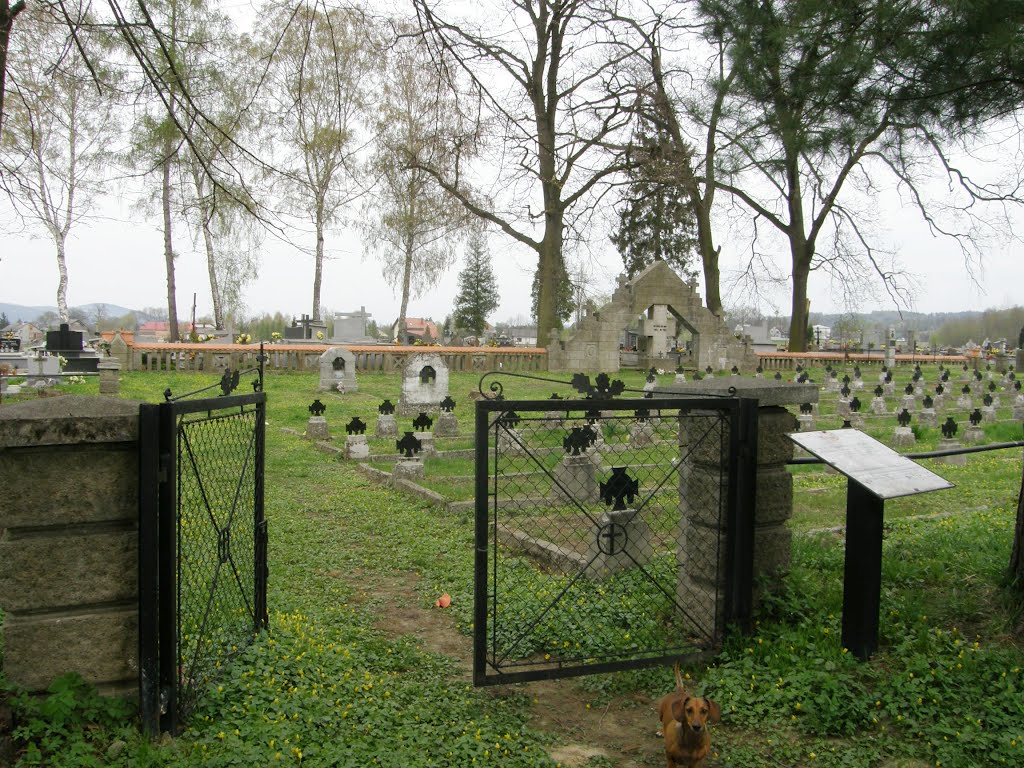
[474, 394, 755, 686]
[140, 364, 268, 734]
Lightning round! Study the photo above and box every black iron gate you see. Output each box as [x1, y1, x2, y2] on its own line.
[473, 375, 756, 685]
[139, 364, 268, 734]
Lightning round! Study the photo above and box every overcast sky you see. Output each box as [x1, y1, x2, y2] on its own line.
[2, 181, 1022, 326]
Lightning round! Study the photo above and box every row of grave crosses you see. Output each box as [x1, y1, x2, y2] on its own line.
[309, 396, 457, 435]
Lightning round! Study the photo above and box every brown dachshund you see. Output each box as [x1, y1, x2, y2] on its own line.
[656, 663, 721, 768]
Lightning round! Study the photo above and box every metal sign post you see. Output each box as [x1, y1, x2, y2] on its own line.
[789, 429, 953, 660]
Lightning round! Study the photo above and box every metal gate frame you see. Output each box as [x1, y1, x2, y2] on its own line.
[473, 393, 757, 686]
[139, 365, 268, 734]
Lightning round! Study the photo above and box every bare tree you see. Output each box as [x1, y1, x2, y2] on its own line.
[1, 2, 118, 322]
[362, 25, 466, 342]
[412, 0, 635, 347]
[258, 0, 375, 322]
[0, 0, 26, 135]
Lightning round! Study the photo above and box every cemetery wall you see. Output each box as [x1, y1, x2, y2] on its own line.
[0, 396, 142, 695]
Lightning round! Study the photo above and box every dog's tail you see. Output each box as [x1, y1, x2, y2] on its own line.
[673, 661, 685, 693]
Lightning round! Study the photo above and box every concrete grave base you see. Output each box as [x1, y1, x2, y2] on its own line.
[552, 453, 600, 503]
[584, 509, 655, 580]
[937, 438, 967, 466]
[962, 425, 985, 444]
[892, 426, 915, 447]
[306, 416, 330, 441]
[345, 435, 369, 460]
[435, 411, 459, 438]
[375, 414, 397, 438]
[414, 432, 436, 456]
[392, 458, 425, 482]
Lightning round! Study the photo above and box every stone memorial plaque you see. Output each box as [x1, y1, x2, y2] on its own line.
[789, 429, 952, 499]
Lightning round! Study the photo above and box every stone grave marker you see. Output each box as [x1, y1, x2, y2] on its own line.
[920, 394, 937, 427]
[938, 417, 966, 465]
[629, 407, 655, 446]
[307, 399, 329, 441]
[585, 467, 654, 579]
[393, 432, 424, 481]
[963, 408, 985, 444]
[436, 395, 459, 437]
[399, 353, 449, 416]
[376, 399, 398, 437]
[319, 347, 357, 392]
[553, 427, 600, 503]
[412, 412, 436, 455]
[893, 408, 915, 447]
[848, 396, 865, 429]
[345, 417, 369, 459]
[330, 307, 375, 344]
[871, 385, 887, 415]
[958, 384, 973, 410]
[797, 402, 815, 431]
[982, 393, 997, 421]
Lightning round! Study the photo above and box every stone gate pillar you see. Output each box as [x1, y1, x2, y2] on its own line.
[0, 396, 142, 696]
[668, 378, 818, 638]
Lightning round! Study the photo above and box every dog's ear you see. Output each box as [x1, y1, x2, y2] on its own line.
[671, 696, 688, 723]
[705, 698, 721, 724]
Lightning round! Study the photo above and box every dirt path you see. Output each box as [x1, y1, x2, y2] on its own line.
[352, 571, 665, 767]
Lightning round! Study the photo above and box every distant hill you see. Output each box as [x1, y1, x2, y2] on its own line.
[0, 302, 148, 326]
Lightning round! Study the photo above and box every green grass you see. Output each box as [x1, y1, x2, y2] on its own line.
[2, 367, 1023, 767]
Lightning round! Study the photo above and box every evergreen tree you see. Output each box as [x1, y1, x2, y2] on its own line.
[531, 256, 574, 330]
[611, 120, 699, 280]
[452, 228, 500, 338]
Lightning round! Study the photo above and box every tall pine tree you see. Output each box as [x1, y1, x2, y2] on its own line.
[611, 118, 699, 280]
[452, 228, 500, 339]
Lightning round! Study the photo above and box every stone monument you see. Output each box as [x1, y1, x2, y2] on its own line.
[318, 347, 358, 392]
[399, 353, 450, 416]
[331, 307, 376, 344]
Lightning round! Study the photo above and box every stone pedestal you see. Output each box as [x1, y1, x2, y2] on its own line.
[414, 431, 436, 456]
[848, 413, 865, 429]
[345, 435, 369, 460]
[375, 414, 397, 438]
[1014, 398, 1024, 421]
[963, 425, 984, 444]
[667, 378, 818, 638]
[553, 453, 600, 503]
[981, 405, 997, 422]
[937, 438, 967, 466]
[496, 427, 524, 455]
[97, 359, 121, 396]
[392, 458, 424, 482]
[0, 396, 143, 694]
[871, 397, 888, 415]
[892, 426, 915, 448]
[901, 395, 916, 412]
[933, 394, 946, 411]
[435, 411, 459, 438]
[306, 416, 329, 441]
[628, 420, 655, 446]
[919, 408, 938, 428]
[797, 414, 815, 431]
[957, 395, 973, 410]
[584, 509, 655, 580]
[836, 398, 851, 418]
[883, 383, 895, 398]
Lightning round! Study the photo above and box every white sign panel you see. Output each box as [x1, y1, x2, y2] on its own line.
[789, 429, 954, 500]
